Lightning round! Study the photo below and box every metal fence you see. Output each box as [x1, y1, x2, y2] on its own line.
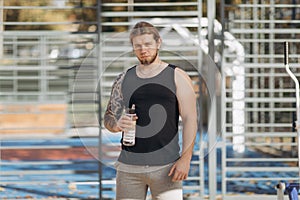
[1, 0, 300, 199]
[222, 0, 300, 199]
[0, 1, 102, 199]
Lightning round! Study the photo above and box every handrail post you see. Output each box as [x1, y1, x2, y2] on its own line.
[284, 42, 300, 185]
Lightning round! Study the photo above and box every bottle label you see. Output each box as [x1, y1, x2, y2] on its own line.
[122, 113, 136, 146]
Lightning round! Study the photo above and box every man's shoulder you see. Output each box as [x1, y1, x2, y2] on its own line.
[116, 71, 126, 81]
[111, 71, 126, 88]
[112, 65, 136, 86]
[174, 66, 193, 84]
[127, 65, 137, 72]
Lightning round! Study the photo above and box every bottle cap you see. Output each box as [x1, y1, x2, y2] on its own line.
[129, 104, 135, 114]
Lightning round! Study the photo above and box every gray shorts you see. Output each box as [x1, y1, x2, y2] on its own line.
[116, 164, 183, 200]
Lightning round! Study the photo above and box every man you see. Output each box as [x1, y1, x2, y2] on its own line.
[104, 21, 197, 200]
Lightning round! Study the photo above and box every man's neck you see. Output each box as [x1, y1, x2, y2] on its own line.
[137, 60, 166, 78]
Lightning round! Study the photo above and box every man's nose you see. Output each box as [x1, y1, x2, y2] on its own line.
[140, 45, 148, 51]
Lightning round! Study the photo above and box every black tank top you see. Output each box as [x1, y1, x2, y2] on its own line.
[118, 64, 180, 165]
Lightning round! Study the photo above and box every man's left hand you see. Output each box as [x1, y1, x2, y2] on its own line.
[168, 157, 190, 182]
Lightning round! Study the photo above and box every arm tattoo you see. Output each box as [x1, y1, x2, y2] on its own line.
[104, 72, 126, 131]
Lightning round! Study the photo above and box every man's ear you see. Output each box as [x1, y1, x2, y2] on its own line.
[157, 38, 162, 49]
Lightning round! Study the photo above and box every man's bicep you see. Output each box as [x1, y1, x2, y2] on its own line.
[175, 68, 197, 116]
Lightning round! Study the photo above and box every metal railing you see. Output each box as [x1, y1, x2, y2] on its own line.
[0, 1, 102, 199]
[2, 0, 300, 199]
[222, 0, 300, 199]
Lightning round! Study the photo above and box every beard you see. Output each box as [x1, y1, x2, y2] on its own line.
[138, 51, 158, 65]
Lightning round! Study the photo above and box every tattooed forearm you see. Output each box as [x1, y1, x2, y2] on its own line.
[104, 110, 119, 132]
[104, 100, 122, 132]
[103, 72, 125, 132]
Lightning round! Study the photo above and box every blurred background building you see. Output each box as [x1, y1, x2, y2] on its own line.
[1, 0, 300, 199]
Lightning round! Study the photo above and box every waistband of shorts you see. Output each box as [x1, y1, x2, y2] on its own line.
[114, 161, 173, 173]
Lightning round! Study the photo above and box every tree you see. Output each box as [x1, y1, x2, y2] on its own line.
[4, 0, 72, 31]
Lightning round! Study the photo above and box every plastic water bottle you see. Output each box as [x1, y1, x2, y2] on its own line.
[122, 104, 136, 146]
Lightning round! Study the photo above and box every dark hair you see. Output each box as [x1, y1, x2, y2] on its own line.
[129, 21, 161, 44]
